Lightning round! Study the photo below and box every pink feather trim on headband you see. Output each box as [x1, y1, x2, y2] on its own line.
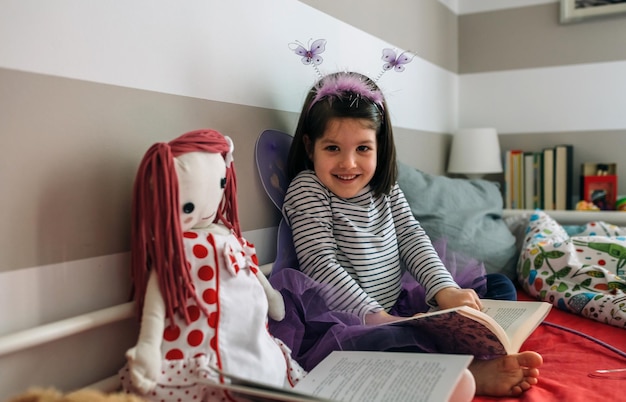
[310, 73, 384, 110]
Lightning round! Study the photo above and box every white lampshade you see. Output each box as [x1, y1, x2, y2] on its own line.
[447, 128, 503, 179]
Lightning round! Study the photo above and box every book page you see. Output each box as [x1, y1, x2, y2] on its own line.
[385, 299, 551, 356]
[393, 308, 511, 356]
[294, 351, 473, 402]
[478, 299, 551, 352]
[199, 368, 332, 402]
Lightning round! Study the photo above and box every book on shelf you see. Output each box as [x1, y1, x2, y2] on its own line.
[384, 299, 551, 357]
[514, 151, 524, 209]
[504, 150, 513, 209]
[534, 152, 544, 209]
[206, 351, 473, 402]
[506, 145, 573, 210]
[542, 147, 555, 210]
[523, 152, 544, 209]
[524, 152, 535, 209]
[505, 150, 524, 209]
[554, 144, 574, 210]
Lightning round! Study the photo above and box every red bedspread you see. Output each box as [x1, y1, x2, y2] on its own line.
[474, 291, 626, 402]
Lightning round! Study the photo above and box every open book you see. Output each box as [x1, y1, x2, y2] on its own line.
[384, 299, 551, 357]
[205, 351, 473, 402]
[202, 299, 550, 401]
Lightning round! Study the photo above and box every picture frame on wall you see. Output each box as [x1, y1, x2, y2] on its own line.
[561, 0, 626, 23]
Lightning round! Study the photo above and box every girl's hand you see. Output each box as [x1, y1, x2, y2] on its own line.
[434, 287, 482, 311]
[364, 310, 407, 325]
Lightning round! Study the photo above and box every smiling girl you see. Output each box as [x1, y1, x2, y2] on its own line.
[271, 71, 543, 397]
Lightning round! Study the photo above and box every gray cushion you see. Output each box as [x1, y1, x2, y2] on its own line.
[397, 161, 518, 278]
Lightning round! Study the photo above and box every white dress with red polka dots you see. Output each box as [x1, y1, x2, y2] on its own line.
[120, 228, 305, 401]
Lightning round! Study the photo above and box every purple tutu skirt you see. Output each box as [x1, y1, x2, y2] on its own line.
[268, 239, 487, 371]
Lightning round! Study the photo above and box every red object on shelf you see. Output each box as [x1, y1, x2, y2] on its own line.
[581, 175, 617, 210]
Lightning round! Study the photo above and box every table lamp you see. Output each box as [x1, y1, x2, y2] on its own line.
[447, 128, 503, 179]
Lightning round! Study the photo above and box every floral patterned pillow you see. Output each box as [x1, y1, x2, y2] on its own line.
[517, 211, 626, 329]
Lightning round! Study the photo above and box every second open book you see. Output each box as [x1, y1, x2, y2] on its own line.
[383, 298, 552, 357]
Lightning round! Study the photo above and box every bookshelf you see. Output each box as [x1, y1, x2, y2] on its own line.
[504, 145, 574, 211]
[502, 209, 626, 226]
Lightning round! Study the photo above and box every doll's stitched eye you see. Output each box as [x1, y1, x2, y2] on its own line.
[182, 202, 195, 214]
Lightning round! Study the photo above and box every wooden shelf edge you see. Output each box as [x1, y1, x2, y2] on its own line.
[502, 209, 626, 226]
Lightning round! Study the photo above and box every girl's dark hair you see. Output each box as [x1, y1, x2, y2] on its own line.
[287, 72, 397, 196]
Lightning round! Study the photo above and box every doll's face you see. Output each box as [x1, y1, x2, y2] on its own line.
[175, 151, 227, 232]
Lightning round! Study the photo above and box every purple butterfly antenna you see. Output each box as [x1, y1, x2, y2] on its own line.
[291, 38, 385, 112]
[312, 62, 323, 80]
[375, 48, 415, 81]
[289, 38, 327, 79]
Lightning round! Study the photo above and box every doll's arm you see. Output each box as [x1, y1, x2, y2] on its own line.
[255, 270, 285, 321]
[125, 270, 164, 394]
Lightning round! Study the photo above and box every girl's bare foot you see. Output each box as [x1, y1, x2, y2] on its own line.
[469, 351, 543, 396]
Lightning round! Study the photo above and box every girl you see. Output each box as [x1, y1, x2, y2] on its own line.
[269, 72, 543, 397]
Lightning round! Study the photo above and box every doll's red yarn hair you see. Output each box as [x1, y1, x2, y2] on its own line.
[130, 129, 240, 324]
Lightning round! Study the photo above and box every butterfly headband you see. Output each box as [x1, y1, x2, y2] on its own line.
[289, 38, 414, 111]
[309, 72, 384, 112]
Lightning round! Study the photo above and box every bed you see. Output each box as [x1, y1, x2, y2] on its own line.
[1, 157, 625, 402]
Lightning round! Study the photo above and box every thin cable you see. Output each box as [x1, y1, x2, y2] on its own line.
[542, 321, 626, 359]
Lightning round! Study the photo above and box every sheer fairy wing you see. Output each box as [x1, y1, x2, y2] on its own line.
[272, 218, 300, 275]
[254, 129, 293, 211]
[254, 129, 300, 274]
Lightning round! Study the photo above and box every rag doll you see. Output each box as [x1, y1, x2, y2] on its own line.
[119, 129, 305, 401]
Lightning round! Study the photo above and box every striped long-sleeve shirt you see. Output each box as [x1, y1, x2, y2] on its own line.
[283, 170, 459, 320]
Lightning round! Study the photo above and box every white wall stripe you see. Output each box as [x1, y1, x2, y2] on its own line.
[0, 0, 456, 132]
[459, 60, 626, 133]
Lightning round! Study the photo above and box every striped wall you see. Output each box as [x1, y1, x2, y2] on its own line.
[1, 0, 625, 396]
